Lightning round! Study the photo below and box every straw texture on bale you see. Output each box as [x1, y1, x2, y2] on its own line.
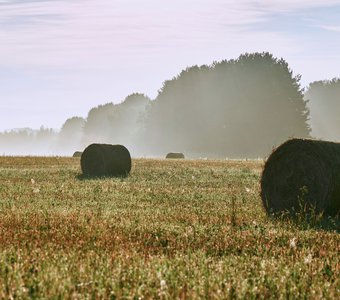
[261, 138, 340, 216]
[81, 144, 131, 177]
[166, 152, 185, 159]
[72, 151, 82, 157]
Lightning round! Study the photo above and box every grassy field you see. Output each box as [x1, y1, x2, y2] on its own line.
[0, 157, 339, 299]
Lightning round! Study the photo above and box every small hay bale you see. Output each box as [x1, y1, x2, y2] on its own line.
[81, 144, 131, 177]
[72, 151, 82, 157]
[166, 152, 185, 159]
[261, 138, 340, 216]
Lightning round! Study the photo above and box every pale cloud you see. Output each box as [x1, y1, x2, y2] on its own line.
[249, 0, 340, 11]
[319, 25, 340, 32]
[0, 1, 307, 67]
[1, 0, 339, 70]
[0, 1, 266, 68]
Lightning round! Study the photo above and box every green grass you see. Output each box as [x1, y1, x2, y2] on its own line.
[0, 157, 339, 299]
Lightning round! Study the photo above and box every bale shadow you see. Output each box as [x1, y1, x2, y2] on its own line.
[76, 173, 129, 181]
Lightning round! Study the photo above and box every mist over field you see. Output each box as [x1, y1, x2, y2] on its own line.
[0, 53, 339, 158]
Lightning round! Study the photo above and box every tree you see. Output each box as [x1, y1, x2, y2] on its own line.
[142, 52, 310, 158]
[211, 52, 310, 157]
[82, 103, 116, 144]
[56, 116, 86, 154]
[305, 78, 340, 141]
[0, 127, 57, 155]
[82, 94, 151, 155]
[107, 93, 151, 153]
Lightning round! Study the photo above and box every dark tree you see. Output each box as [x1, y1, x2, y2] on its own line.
[211, 52, 310, 157]
[142, 52, 310, 158]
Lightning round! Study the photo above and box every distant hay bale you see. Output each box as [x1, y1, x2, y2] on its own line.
[72, 151, 82, 157]
[166, 152, 185, 159]
[261, 138, 340, 216]
[80, 144, 131, 177]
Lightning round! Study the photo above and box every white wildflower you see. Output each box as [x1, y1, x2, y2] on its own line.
[289, 237, 297, 249]
[268, 229, 277, 235]
[245, 187, 251, 193]
[280, 276, 286, 284]
[31, 178, 35, 184]
[260, 260, 266, 268]
[160, 279, 167, 290]
[33, 188, 40, 194]
[304, 254, 312, 264]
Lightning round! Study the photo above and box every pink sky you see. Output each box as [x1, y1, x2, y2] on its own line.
[0, 0, 340, 130]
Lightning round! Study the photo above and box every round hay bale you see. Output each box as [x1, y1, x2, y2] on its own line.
[81, 144, 131, 177]
[261, 138, 340, 216]
[166, 152, 185, 159]
[72, 151, 82, 157]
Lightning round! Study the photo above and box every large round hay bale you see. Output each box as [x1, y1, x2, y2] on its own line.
[72, 151, 82, 157]
[261, 138, 340, 216]
[166, 152, 185, 159]
[80, 144, 131, 177]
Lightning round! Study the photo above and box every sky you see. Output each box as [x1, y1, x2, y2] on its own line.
[0, 0, 340, 131]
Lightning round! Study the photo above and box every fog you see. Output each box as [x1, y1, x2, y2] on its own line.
[1, 53, 338, 158]
[0, 127, 58, 156]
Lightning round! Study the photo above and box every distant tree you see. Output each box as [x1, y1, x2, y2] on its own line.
[60, 117, 85, 134]
[141, 64, 212, 156]
[107, 93, 151, 152]
[305, 78, 340, 141]
[82, 94, 151, 154]
[35, 126, 58, 153]
[122, 93, 150, 107]
[83, 103, 116, 144]
[56, 117, 86, 154]
[0, 129, 32, 155]
[211, 52, 310, 156]
[142, 52, 310, 158]
[0, 127, 57, 155]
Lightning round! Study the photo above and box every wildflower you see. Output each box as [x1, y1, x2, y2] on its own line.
[31, 178, 35, 184]
[268, 228, 277, 235]
[160, 279, 167, 290]
[33, 188, 40, 194]
[245, 187, 251, 193]
[260, 260, 266, 268]
[289, 237, 297, 249]
[304, 254, 312, 264]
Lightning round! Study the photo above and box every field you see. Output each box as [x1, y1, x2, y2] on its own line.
[0, 157, 339, 299]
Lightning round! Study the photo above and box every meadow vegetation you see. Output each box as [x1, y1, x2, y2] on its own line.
[0, 157, 339, 299]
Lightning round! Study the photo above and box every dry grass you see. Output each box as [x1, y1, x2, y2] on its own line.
[0, 157, 339, 299]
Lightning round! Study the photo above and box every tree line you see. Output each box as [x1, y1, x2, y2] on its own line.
[1, 52, 339, 158]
